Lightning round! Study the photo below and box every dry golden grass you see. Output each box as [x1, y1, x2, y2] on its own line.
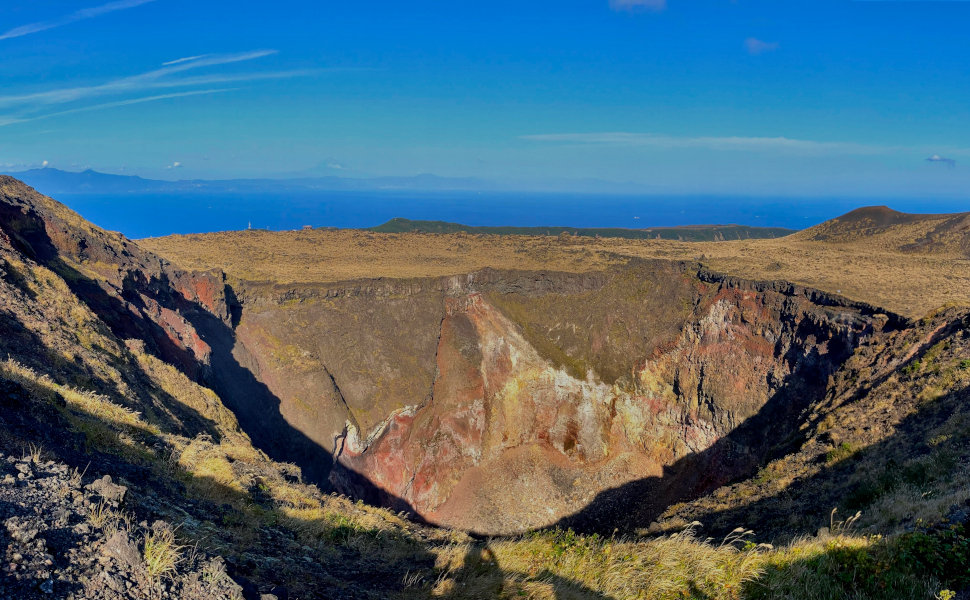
[143, 524, 184, 581]
[438, 526, 768, 600]
[0, 359, 159, 437]
[141, 229, 624, 283]
[142, 221, 970, 318]
[129, 345, 243, 434]
[418, 521, 953, 600]
[88, 499, 119, 530]
[174, 437, 250, 500]
[631, 236, 970, 320]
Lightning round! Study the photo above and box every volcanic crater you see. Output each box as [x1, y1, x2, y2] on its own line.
[0, 175, 916, 536]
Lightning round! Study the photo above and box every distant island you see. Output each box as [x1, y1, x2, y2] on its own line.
[0, 167, 643, 195]
[368, 217, 796, 241]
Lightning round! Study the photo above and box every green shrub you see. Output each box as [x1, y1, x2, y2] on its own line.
[826, 442, 856, 464]
[902, 359, 922, 376]
[896, 522, 970, 588]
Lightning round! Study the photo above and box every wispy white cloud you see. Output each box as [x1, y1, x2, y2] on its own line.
[137, 69, 320, 90]
[610, 0, 666, 12]
[745, 37, 779, 55]
[521, 132, 893, 155]
[0, 89, 235, 128]
[162, 54, 213, 66]
[0, 49, 325, 128]
[0, 50, 277, 109]
[0, 0, 157, 41]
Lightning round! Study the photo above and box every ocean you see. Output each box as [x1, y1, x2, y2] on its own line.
[51, 190, 969, 239]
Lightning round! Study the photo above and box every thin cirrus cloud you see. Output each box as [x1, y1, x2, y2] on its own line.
[0, 50, 279, 108]
[162, 54, 214, 67]
[745, 38, 779, 55]
[521, 132, 893, 155]
[31, 89, 236, 121]
[0, 89, 237, 128]
[610, 0, 667, 12]
[0, 0, 157, 41]
[0, 51, 316, 127]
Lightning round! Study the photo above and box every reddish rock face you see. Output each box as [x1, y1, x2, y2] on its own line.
[0, 177, 231, 379]
[137, 293, 212, 365]
[287, 265, 882, 534]
[172, 271, 230, 322]
[0, 177, 894, 535]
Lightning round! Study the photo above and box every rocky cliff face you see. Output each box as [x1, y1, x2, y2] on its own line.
[0, 177, 456, 598]
[232, 261, 894, 534]
[0, 176, 904, 536]
[0, 176, 232, 381]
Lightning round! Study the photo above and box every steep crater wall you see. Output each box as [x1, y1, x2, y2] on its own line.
[0, 179, 905, 536]
[227, 260, 896, 534]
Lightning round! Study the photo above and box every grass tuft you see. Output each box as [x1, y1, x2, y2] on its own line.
[143, 524, 184, 582]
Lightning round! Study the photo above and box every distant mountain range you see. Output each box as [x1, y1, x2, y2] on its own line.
[369, 217, 796, 241]
[0, 167, 510, 196]
[2, 167, 654, 196]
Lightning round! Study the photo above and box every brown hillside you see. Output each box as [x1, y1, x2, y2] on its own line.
[651, 307, 970, 541]
[0, 176, 462, 598]
[792, 205, 970, 256]
[142, 206, 970, 319]
[804, 206, 930, 237]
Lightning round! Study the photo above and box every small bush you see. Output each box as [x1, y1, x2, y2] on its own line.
[825, 442, 856, 464]
[896, 522, 970, 589]
[902, 359, 922, 376]
[21, 442, 45, 463]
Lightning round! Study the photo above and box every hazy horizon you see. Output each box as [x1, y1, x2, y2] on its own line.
[5, 165, 970, 239]
[45, 188, 970, 239]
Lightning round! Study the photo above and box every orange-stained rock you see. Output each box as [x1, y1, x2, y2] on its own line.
[322, 266, 884, 533]
[0, 175, 910, 536]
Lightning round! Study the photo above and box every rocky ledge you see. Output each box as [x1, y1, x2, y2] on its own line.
[0, 451, 278, 600]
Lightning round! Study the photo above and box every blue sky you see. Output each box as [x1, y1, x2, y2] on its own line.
[1, 0, 969, 197]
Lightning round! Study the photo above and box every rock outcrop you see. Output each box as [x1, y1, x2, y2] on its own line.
[0, 176, 232, 380]
[231, 260, 895, 533]
[0, 176, 908, 535]
[0, 450, 244, 600]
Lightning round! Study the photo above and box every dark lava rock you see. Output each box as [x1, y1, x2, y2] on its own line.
[84, 475, 127, 505]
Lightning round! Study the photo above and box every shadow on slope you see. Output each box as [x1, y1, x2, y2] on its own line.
[0, 371, 433, 599]
[443, 544, 616, 599]
[730, 383, 970, 599]
[0, 201, 224, 442]
[676, 378, 970, 544]
[553, 310, 871, 536]
[0, 196, 416, 513]
[1, 365, 622, 599]
[571, 308, 970, 545]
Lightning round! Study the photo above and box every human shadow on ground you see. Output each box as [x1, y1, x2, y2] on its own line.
[444, 543, 616, 600]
